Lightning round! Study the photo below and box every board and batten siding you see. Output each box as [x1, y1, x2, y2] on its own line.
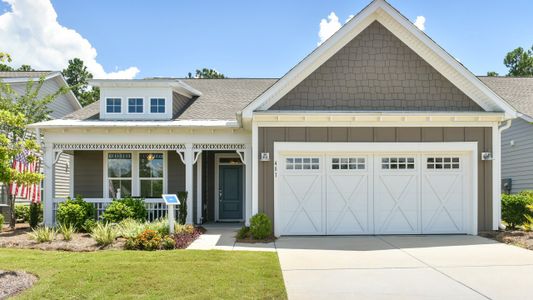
[502, 117, 533, 193]
[258, 127, 494, 231]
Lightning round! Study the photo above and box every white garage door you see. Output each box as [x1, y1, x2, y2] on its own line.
[276, 147, 472, 236]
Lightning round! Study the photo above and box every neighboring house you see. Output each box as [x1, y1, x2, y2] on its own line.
[479, 77, 533, 194]
[0, 71, 81, 219]
[31, 0, 516, 236]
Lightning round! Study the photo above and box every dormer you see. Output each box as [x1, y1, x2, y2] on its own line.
[91, 79, 202, 120]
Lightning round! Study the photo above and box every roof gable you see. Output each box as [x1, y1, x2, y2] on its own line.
[242, 0, 516, 119]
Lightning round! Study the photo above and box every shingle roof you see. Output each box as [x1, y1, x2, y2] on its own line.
[62, 78, 277, 121]
[0, 71, 53, 78]
[479, 76, 533, 119]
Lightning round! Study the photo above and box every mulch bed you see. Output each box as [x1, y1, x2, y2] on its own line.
[480, 230, 533, 250]
[173, 227, 205, 249]
[0, 270, 38, 299]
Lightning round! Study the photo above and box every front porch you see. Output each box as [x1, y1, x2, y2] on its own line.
[44, 142, 252, 226]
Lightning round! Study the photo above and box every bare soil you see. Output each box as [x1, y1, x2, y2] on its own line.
[0, 224, 124, 252]
[480, 230, 533, 250]
[0, 270, 38, 299]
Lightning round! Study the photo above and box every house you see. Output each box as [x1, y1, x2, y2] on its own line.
[0, 71, 81, 219]
[479, 77, 533, 194]
[30, 0, 516, 236]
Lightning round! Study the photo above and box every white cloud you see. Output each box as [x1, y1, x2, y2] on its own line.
[0, 0, 139, 79]
[318, 12, 342, 45]
[414, 16, 426, 31]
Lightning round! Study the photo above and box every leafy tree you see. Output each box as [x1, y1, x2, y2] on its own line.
[17, 65, 34, 72]
[193, 68, 226, 79]
[486, 71, 499, 77]
[504, 45, 533, 77]
[62, 58, 99, 106]
[0, 52, 10, 63]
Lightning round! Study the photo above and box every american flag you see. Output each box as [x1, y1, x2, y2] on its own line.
[9, 151, 41, 203]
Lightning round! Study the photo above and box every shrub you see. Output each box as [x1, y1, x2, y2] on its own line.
[135, 229, 162, 251]
[117, 218, 144, 239]
[0, 213, 4, 231]
[29, 226, 56, 243]
[249, 213, 272, 239]
[178, 192, 188, 225]
[29, 203, 43, 228]
[82, 219, 98, 233]
[174, 223, 195, 235]
[162, 236, 176, 250]
[56, 196, 96, 231]
[502, 193, 533, 229]
[102, 197, 147, 223]
[58, 223, 75, 241]
[236, 226, 250, 239]
[90, 223, 117, 246]
[145, 218, 169, 236]
[14, 204, 30, 223]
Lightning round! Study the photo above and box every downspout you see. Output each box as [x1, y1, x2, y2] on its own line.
[499, 119, 512, 133]
[496, 119, 512, 230]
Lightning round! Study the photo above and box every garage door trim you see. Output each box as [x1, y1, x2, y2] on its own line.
[273, 142, 478, 236]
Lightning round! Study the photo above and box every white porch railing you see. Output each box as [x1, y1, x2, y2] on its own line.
[52, 198, 179, 223]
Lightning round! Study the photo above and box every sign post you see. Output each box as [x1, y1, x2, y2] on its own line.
[162, 194, 180, 234]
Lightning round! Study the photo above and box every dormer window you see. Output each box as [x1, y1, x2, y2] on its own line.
[150, 98, 165, 113]
[128, 98, 144, 113]
[106, 98, 122, 113]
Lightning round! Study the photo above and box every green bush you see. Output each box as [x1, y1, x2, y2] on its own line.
[162, 236, 176, 250]
[56, 196, 96, 231]
[145, 218, 170, 236]
[29, 203, 43, 228]
[29, 226, 56, 243]
[102, 197, 147, 223]
[502, 193, 533, 229]
[90, 223, 117, 246]
[178, 192, 187, 225]
[82, 219, 98, 233]
[249, 213, 272, 239]
[236, 226, 250, 239]
[15, 204, 30, 223]
[0, 213, 4, 231]
[117, 218, 145, 239]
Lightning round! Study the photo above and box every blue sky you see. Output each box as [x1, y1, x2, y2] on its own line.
[1, 0, 532, 78]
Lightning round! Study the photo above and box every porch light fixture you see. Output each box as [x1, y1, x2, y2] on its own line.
[146, 153, 155, 161]
[481, 152, 493, 161]
[260, 152, 270, 162]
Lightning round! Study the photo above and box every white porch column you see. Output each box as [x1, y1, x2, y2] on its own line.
[196, 152, 202, 224]
[184, 144, 194, 224]
[245, 146, 252, 226]
[43, 143, 55, 226]
[252, 122, 259, 216]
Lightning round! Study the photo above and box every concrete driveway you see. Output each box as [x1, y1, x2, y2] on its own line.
[276, 235, 533, 300]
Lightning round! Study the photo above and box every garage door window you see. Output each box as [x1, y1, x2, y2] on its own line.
[331, 157, 365, 170]
[286, 157, 319, 170]
[381, 157, 415, 170]
[427, 157, 460, 170]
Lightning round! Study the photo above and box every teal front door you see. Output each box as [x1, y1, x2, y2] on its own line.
[219, 165, 243, 220]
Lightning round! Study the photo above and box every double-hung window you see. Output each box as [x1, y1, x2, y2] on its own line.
[128, 98, 144, 113]
[139, 153, 164, 198]
[150, 98, 165, 113]
[106, 98, 121, 113]
[107, 153, 132, 198]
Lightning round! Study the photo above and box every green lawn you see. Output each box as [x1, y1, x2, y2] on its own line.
[0, 248, 287, 299]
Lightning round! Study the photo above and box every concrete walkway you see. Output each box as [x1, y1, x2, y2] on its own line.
[277, 235, 533, 300]
[187, 223, 276, 252]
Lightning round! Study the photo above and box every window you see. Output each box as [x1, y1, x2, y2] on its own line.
[332, 157, 365, 170]
[128, 98, 144, 113]
[139, 153, 164, 198]
[150, 98, 165, 113]
[427, 157, 460, 170]
[107, 153, 132, 198]
[286, 157, 319, 170]
[106, 98, 121, 113]
[381, 157, 415, 170]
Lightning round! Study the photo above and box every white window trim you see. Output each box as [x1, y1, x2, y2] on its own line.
[105, 97, 122, 114]
[138, 152, 166, 198]
[214, 153, 245, 222]
[149, 97, 166, 114]
[103, 150, 167, 199]
[273, 142, 478, 236]
[127, 97, 145, 114]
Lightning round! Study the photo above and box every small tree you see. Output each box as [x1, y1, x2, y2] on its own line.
[177, 192, 188, 225]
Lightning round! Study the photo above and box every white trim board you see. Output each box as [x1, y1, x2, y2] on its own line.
[241, 0, 516, 120]
[273, 141, 478, 236]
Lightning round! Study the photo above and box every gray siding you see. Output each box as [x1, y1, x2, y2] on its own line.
[54, 153, 71, 198]
[258, 127, 494, 231]
[502, 118, 533, 193]
[167, 151, 186, 194]
[172, 92, 192, 118]
[271, 22, 483, 112]
[73, 151, 103, 198]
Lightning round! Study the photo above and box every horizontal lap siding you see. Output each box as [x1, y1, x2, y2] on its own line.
[502, 118, 533, 193]
[259, 127, 493, 231]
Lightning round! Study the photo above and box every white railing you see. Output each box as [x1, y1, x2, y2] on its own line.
[52, 198, 179, 223]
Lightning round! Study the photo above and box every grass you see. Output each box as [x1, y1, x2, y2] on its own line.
[0, 248, 287, 299]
